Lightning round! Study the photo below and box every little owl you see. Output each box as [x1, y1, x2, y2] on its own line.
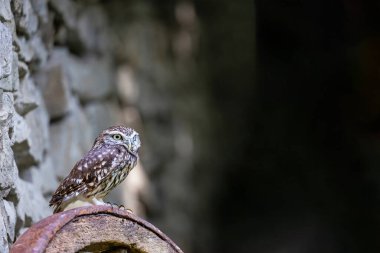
[49, 126, 141, 213]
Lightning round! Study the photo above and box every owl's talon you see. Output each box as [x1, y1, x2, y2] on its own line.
[105, 202, 117, 208]
[126, 208, 133, 213]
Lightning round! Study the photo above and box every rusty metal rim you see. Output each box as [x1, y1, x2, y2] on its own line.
[11, 205, 183, 253]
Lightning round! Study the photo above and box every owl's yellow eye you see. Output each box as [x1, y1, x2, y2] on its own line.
[112, 134, 123, 140]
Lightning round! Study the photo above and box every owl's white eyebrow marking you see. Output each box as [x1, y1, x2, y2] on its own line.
[108, 131, 129, 140]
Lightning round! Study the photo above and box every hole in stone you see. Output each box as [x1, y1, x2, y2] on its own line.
[79, 242, 144, 253]
[8, 126, 13, 139]
[4, 187, 19, 205]
[11, 140, 37, 171]
[24, 216, 33, 228]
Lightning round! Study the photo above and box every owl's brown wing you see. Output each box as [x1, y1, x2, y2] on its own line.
[49, 146, 123, 208]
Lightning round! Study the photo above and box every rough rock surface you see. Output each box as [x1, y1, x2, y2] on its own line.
[0, 23, 13, 91]
[0, 92, 17, 191]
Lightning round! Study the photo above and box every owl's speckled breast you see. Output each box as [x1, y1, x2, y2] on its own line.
[89, 153, 137, 199]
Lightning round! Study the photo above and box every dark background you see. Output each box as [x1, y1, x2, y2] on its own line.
[104, 0, 380, 252]
[192, 0, 380, 252]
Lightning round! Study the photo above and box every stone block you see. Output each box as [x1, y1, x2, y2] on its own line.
[34, 49, 71, 119]
[14, 34, 48, 67]
[29, 157, 58, 195]
[11, 0, 38, 37]
[29, 34, 48, 67]
[10, 0, 34, 35]
[121, 106, 143, 129]
[15, 36, 33, 63]
[66, 55, 114, 101]
[12, 111, 29, 145]
[11, 112, 34, 170]
[0, 23, 13, 91]
[76, 5, 109, 53]
[11, 52, 20, 92]
[0, 208, 9, 252]
[44, 49, 114, 101]
[49, 0, 78, 30]
[14, 178, 51, 226]
[3, 199, 16, 241]
[0, 0, 13, 22]
[12, 81, 49, 170]
[117, 65, 140, 105]
[30, 0, 48, 23]
[136, 75, 171, 119]
[38, 11, 55, 53]
[117, 21, 170, 80]
[14, 76, 38, 116]
[18, 60, 29, 79]
[0, 92, 17, 191]
[49, 98, 92, 178]
[24, 95, 49, 164]
[83, 101, 122, 137]
[50, 1, 109, 54]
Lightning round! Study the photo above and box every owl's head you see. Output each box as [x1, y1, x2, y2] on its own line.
[95, 126, 141, 155]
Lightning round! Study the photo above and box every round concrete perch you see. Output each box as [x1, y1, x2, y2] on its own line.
[10, 205, 184, 253]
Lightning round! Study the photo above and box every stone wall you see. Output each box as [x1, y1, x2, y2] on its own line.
[1, 0, 201, 252]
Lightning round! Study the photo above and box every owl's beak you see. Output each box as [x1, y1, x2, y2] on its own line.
[125, 139, 132, 151]
[125, 133, 140, 155]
